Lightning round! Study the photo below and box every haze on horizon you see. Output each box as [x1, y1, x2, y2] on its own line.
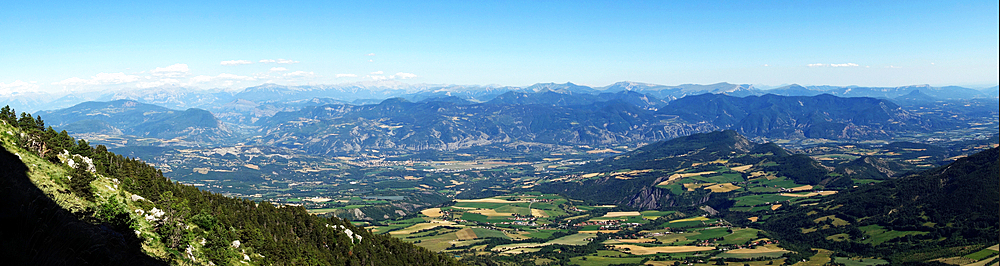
[1, 0, 997, 95]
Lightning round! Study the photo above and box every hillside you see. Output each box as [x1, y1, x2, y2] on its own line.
[760, 147, 999, 262]
[534, 130, 844, 209]
[0, 107, 460, 265]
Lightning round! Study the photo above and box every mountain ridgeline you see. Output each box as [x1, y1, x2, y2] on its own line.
[659, 93, 935, 139]
[249, 93, 948, 155]
[27, 82, 991, 156]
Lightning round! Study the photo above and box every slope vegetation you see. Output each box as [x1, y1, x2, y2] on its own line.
[0, 107, 459, 265]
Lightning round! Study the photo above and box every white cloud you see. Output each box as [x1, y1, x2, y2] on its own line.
[336, 73, 358, 78]
[151, 64, 190, 77]
[366, 75, 388, 81]
[0, 80, 40, 94]
[369, 71, 383, 75]
[284, 71, 314, 77]
[191, 73, 255, 83]
[259, 59, 299, 64]
[394, 72, 417, 79]
[269, 67, 288, 72]
[808, 63, 859, 67]
[885, 65, 902, 69]
[762, 64, 770, 67]
[54, 72, 140, 86]
[366, 53, 375, 56]
[220, 60, 252, 66]
[53, 77, 89, 86]
[137, 78, 180, 89]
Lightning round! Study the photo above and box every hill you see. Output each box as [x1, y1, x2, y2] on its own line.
[37, 100, 233, 143]
[760, 147, 999, 262]
[534, 130, 845, 209]
[0, 107, 460, 265]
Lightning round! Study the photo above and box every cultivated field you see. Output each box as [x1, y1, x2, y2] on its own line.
[612, 244, 715, 255]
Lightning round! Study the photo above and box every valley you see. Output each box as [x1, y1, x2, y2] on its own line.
[4, 83, 998, 265]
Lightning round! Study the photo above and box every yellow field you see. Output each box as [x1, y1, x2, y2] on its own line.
[587, 149, 620, 154]
[685, 183, 714, 191]
[421, 208, 443, 218]
[403, 176, 421, 180]
[613, 244, 715, 255]
[455, 198, 526, 203]
[705, 183, 741, 192]
[781, 191, 837, 197]
[771, 204, 782, 210]
[501, 247, 542, 254]
[389, 220, 458, 235]
[531, 208, 549, 217]
[455, 228, 477, 240]
[656, 171, 720, 186]
[725, 245, 787, 254]
[989, 244, 1000, 251]
[730, 165, 753, 172]
[793, 249, 833, 266]
[670, 216, 709, 223]
[604, 211, 642, 217]
[469, 209, 515, 216]
[581, 173, 601, 178]
[788, 185, 814, 192]
[748, 217, 759, 222]
[616, 238, 656, 243]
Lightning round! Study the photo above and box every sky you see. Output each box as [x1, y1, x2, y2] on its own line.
[1, 0, 997, 95]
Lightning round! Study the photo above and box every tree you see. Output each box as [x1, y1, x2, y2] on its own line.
[68, 163, 96, 201]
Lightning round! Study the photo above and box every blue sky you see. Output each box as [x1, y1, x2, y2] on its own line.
[1, 0, 997, 94]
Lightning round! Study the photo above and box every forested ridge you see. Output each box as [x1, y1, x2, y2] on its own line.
[759, 146, 999, 263]
[0, 106, 460, 265]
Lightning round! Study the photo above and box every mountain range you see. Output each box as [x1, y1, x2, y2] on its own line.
[4, 81, 996, 114]
[28, 88, 976, 156]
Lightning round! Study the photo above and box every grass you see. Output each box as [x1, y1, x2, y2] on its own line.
[733, 194, 795, 207]
[612, 244, 715, 255]
[965, 248, 1000, 261]
[719, 228, 760, 245]
[813, 215, 850, 226]
[470, 228, 509, 239]
[831, 257, 889, 266]
[569, 255, 645, 266]
[461, 212, 490, 223]
[858, 225, 927, 245]
[640, 210, 676, 219]
[717, 245, 788, 258]
[794, 249, 833, 266]
[548, 232, 596, 245]
[523, 229, 562, 239]
[689, 227, 730, 241]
